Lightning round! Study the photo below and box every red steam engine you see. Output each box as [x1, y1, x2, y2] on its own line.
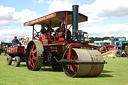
[24, 5, 105, 77]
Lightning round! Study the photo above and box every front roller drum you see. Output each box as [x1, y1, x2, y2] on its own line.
[26, 40, 44, 71]
[62, 48, 104, 77]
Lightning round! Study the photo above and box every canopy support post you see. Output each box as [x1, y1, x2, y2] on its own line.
[32, 25, 34, 40]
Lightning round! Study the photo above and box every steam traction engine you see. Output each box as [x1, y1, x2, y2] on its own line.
[24, 5, 105, 77]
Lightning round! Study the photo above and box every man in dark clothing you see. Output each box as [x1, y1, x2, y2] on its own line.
[12, 36, 20, 46]
[40, 25, 47, 35]
[46, 24, 54, 35]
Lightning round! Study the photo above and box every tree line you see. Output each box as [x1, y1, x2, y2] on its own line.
[89, 36, 114, 43]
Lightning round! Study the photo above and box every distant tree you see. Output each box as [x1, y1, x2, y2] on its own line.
[89, 37, 111, 43]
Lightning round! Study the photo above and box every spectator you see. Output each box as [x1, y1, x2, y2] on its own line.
[12, 36, 20, 46]
[20, 38, 25, 46]
[4, 45, 7, 56]
[25, 37, 29, 49]
[25, 37, 29, 45]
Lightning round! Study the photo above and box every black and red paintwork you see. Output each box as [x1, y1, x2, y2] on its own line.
[24, 5, 105, 77]
[24, 10, 98, 69]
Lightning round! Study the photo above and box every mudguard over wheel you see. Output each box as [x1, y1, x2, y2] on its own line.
[62, 48, 104, 77]
[14, 56, 21, 67]
[7, 56, 12, 65]
[26, 40, 44, 71]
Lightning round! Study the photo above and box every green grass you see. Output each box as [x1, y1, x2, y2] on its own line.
[0, 53, 128, 85]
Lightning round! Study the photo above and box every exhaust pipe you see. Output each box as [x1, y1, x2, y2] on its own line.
[72, 5, 79, 41]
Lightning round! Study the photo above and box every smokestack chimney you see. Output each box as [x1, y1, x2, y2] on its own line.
[72, 5, 79, 40]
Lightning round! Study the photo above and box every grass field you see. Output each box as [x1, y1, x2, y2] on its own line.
[0, 53, 128, 85]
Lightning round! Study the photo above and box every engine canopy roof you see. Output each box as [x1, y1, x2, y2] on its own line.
[24, 11, 88, 28]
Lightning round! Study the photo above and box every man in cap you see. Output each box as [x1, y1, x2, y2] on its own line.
[12, 36, 20, 46]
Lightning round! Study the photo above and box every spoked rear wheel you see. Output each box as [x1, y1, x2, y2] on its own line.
[26, 41, 44, 71]
[29, 44, 36, 68]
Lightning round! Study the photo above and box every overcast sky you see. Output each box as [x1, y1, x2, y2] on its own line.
[0, 0, 128, 42]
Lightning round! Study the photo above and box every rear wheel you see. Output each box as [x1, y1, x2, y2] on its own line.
[116, 49, 122, 57]
[26, 40, 44, 71]
[14, 56, 21, 67]
[7, 56, 12, 65]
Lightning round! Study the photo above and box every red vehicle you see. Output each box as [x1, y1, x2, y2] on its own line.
[6, 46, 25, 67]
[24, 5, 105, 77]
[99, 42, 115, 53]
[94, 41, 115, 53]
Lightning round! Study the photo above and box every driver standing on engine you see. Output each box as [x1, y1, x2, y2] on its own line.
[40, 25, 47, 35]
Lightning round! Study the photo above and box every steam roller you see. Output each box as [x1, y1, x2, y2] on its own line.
[24, 5, 106, 77]
[26, 40, 105, 77]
